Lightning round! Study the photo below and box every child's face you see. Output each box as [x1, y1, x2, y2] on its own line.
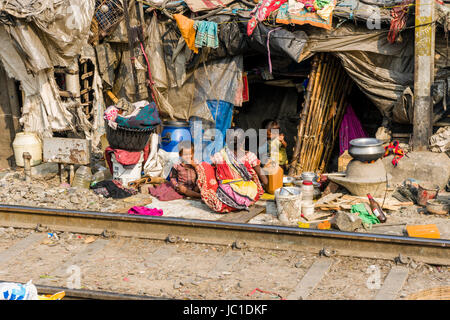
[268, 126, 280, 139]
[180, 148, 193, 164]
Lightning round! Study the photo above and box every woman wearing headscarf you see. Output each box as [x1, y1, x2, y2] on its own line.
[194, 129, 268, 213]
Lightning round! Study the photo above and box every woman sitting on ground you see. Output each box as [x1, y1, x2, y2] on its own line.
[194, 130, 268, 213]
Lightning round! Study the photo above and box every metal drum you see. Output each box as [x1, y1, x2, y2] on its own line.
[160, 121, 192, 153]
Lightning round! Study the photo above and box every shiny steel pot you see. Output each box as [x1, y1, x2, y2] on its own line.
[348, 138, 385, 162]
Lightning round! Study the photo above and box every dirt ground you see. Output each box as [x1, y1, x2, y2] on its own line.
[0, 227, 448, 300]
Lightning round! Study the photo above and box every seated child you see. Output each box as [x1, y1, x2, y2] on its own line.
[169, 140, 201, 198]
[265, 120, 288, 171]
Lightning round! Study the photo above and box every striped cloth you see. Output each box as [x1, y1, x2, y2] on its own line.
[193, 20, 219, 49]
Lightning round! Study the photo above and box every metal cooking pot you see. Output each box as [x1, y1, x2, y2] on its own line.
[348, 138, 385, 162]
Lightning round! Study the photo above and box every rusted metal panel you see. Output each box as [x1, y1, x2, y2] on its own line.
[43, 138, 91, 165]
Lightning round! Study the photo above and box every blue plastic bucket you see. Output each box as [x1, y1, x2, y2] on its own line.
[160, 121, 192, 153]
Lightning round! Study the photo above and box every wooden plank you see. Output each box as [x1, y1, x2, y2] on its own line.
[218, 206, 265, 223]
[374, 267, 409, 300]
[0, 233, 46, 266]
[315, 193, 343, 205]
[287, 258, 333, 300]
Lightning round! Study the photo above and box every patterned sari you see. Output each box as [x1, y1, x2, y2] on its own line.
[196, 147, 264, 213]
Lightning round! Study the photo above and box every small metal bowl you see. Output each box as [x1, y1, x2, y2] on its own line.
[283, 177, 296, 185]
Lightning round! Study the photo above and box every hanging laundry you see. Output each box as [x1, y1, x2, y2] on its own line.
[247, 0, 288, 36]
[193, 20, 219, 49]
[173, 14, 198, 54]
[387, 0, 413, 43]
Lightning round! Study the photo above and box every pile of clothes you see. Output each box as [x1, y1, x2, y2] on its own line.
[96, 99, 162, 197]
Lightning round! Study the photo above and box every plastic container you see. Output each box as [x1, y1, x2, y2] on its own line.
[275, 187, 302, 222]
[160, 121, 192, 153]
[72, 166, 93, 189]
[267, 165, 284, 194]
[0, 280, 38, 300]
[111, 152, 143, 187]
[301, 181, 314, 205]
[12, 132, 42, 167]
[302, 202, 315, 218]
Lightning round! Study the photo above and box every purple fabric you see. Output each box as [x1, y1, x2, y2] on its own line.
[128, 206, 163, 216]
[339, 104, 367, 155]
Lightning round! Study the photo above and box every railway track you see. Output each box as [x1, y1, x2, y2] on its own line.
[0, 204, 448, 265]
[0, 282, 164, 300]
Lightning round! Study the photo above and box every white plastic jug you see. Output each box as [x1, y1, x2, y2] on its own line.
[12, 132, 42, 167]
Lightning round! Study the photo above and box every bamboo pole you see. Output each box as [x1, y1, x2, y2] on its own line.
[307, 56, 339, 172]
[310, 63, 342, 172]
[297, 54, 325, 174]
[304, 56, 334, 171]
[289, 55, 320, 176]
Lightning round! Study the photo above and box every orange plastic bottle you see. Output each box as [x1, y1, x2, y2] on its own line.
[267, 165, 283, 194]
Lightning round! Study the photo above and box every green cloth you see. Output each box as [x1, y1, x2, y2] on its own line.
[351, 203, 380, 225]
[193, 20, 219, 49]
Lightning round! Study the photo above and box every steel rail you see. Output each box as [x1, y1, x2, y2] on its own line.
[0, 281, 167, 300]
[0, 205, 448, 265]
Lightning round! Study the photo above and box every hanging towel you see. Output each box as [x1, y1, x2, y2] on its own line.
[193, 20, 219, 49]
[173, 14, 198, 54]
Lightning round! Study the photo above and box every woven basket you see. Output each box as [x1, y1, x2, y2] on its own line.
[406, 286, 450, 300]
[105, 122, 154, 151]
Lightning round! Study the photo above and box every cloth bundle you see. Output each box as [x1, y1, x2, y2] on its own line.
[127, 206, 163, 216]
[91, 180, 138, 199]
[103, 100, 161, 131]
[383, 140, 407, 167]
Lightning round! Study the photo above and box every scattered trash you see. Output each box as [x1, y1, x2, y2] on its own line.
[406, 224, 441, 239]
[319, 247, 336, 257]
[0, 280, 38, 300]
[101, 230, 116, 238]
[247, 288, 285, 300]
[84, 236, 96, 244]
[166, 235, 179, 244]
[47, 232, 59, 240]
[232, 241, 247, 250]
[294, 261, 303, 268]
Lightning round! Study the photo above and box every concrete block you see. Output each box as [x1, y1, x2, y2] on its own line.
[382, 151, 450, 189]
[30, 162, 59, 176]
